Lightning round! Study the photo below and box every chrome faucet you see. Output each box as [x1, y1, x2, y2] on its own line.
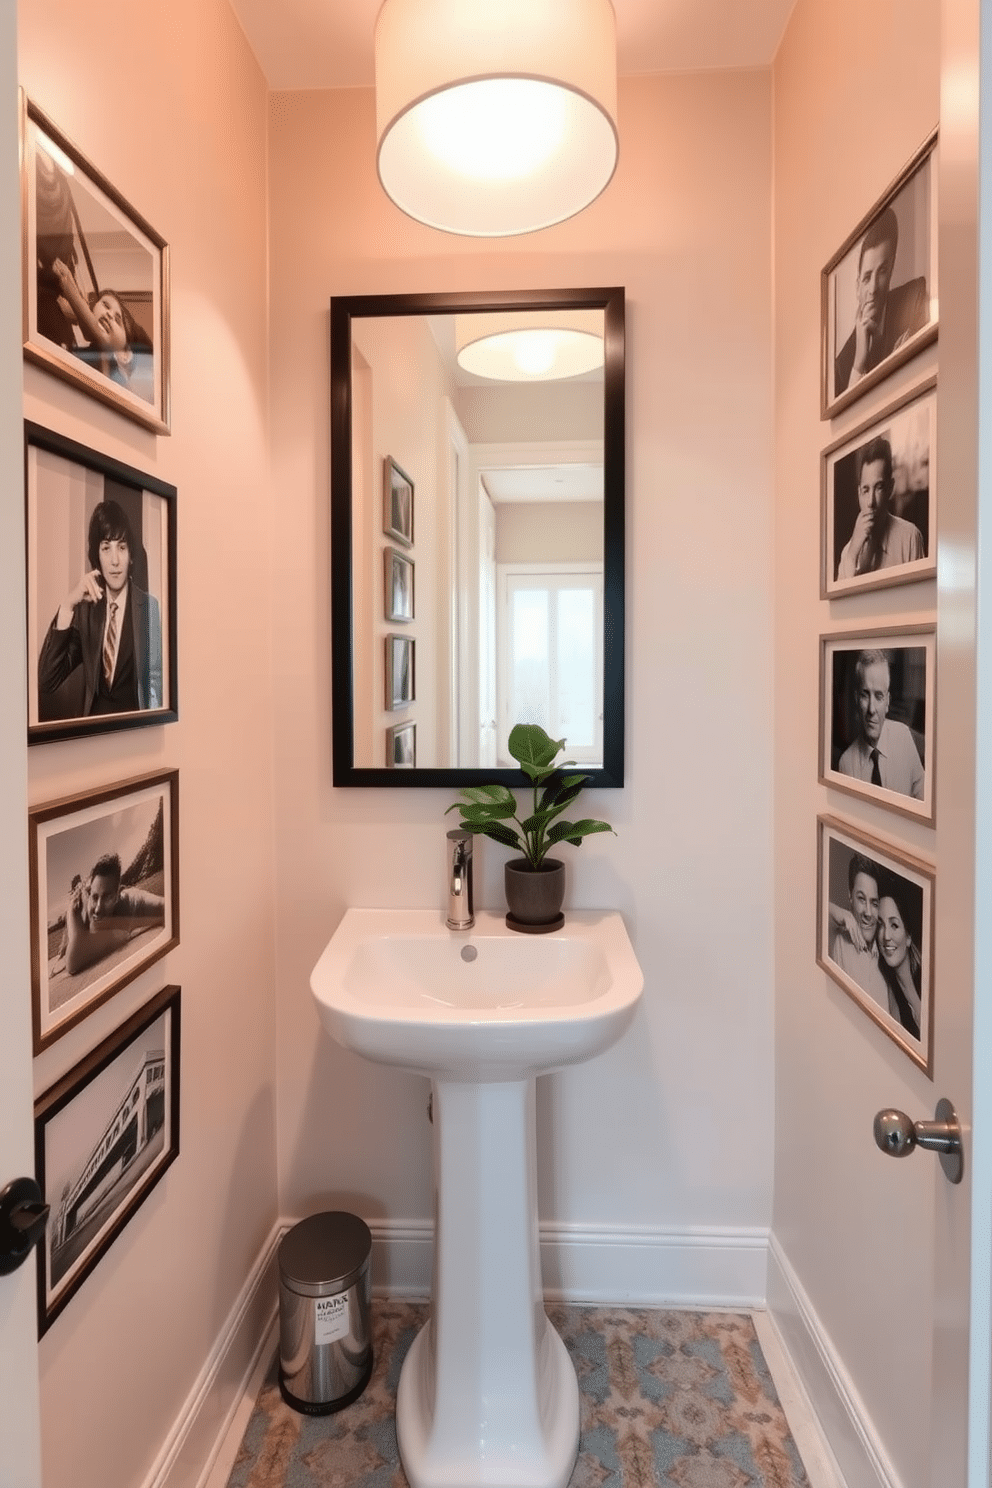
[446, 830, 474, 930]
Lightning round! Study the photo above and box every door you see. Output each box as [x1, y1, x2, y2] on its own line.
[0, 20, 44, 1486]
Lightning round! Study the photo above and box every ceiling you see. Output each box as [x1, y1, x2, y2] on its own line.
[228, 0, 797, 92]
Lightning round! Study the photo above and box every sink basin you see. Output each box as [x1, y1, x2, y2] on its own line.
[310, 906, 643, 1488]
[310, 907, 643, 1080]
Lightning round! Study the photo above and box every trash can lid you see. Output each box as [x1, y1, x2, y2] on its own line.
[279, 1211, 373, 1293]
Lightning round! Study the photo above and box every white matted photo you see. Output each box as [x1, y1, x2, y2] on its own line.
[21, 93, 170, 433]
[822, 378, 936, 597]
[29, 770, 179, 1053]
[34, 985, 180, 1334]
[816, 815, 933, 1075]
[819, 623, 935, 823]
[821, 130, 937, 419]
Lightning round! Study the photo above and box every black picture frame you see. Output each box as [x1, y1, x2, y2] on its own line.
[26, 422, 178, 744]
[819, 623, 935, 824]
[35, 985, 181, 1335]
[816, 816, 933, 1075]
[821, 377, 937, 598]
[383, 456, 414, 547]
[821, 129, 937, 420]
[29, 769, 180, 1053]
[20, 93, 170, 434]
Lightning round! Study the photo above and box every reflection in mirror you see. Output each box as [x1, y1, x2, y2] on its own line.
[331, 288, 624, 788]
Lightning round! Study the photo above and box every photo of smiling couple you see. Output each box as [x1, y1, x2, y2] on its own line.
[828, 848, 925, 1042]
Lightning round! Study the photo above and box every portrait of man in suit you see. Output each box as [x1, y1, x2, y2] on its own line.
[834, 205, 929, 396]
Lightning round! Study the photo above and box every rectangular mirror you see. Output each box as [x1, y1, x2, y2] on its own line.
[330, 287, 625, 787]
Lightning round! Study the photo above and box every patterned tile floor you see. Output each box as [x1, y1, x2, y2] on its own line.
[224, 1303, 812, 1487]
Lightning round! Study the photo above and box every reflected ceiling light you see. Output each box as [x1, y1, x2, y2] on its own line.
[456, 310, 604, 381]
[374, 0, 619, 237]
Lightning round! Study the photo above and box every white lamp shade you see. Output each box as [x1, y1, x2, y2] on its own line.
[374, 0, 618, 237]
[455, 309, 604, 380]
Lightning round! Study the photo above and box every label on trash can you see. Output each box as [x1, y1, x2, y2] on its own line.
[314, 1293, 350, 1344]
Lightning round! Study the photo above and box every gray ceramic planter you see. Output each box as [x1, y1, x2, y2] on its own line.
[504, 858, 565, 933]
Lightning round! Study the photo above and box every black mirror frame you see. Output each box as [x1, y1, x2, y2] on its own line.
[330, 285, 625, 788]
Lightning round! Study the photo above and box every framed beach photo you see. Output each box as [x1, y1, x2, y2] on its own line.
[821, 129, 937, 419]
[384, 546, 414, 622]
[383, 456, 414, 547]
[28, 769, 179, 1054]
[819, 622, 935, 824]
[822, 378, 936, 598]
[386, 634, 415, 711]
[26, 422, 177, 744]
[21, 94, 170, 434]
[35, 984, 181, 1335]
[816, 815, 934, 1075]
[386, 720, 416, 767]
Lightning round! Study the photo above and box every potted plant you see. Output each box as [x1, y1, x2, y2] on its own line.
[446, 722, 614, 933]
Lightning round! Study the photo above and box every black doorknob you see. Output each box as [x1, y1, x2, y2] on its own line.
[0, 1177, 50, 1275]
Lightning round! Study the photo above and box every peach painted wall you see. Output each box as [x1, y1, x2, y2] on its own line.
[772, 2, 945, 1483]
[18, 2, 278, 1485]
[268, 72, 776, 1245]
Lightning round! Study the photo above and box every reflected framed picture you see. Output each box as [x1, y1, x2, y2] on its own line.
[383, 456, 414, 548]
[384, 546, 414, 622]
[822, 378, 937, 598]
[819, 622, 935, 823]
[821, 129, 937, 419]
[26, 422, 178, 743]
[386, 634, 414, 711]
[387, 720, 416, 767]
[816, 815, 934, 1075]
[20, 93, 170, 433]
[29, 769, 180, 1053]
[35, 984, 181, 1335]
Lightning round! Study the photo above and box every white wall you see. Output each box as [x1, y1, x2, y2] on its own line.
[771, 2, 945, 1484]
[268, 73, 777, 1263]
[18, 4, 279, 1486]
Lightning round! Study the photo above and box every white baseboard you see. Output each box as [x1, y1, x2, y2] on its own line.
[766, 1235, 898, 1488]
[138, 1221, 282, 1488]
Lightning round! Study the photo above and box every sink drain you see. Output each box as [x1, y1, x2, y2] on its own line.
[460, 945, 478, 962]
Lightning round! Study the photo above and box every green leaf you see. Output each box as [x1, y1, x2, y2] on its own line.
[457, 784, 516, 808]
[507, 723, 565, 772]
[547, 818, 615, 846]
[457, 801, 518, 823]
[475, 821, 522, 851]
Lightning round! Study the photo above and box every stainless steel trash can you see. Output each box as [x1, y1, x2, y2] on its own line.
[278, 1211, 373, 1414]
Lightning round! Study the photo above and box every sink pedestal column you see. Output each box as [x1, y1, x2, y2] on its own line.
[396, 1076, 579, 1488]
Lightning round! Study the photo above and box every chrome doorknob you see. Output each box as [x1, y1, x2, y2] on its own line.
[873, 1098, 964, 1184]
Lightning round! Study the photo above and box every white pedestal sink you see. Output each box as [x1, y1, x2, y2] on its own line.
[311, 908, 643, 1488]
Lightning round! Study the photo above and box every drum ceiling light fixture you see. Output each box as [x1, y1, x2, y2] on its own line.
[374, 0, 619, 237]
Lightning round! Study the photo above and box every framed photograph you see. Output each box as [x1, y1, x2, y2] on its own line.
[386, 720, 416, 767]
[821, 129, 937, 419]
[34, 984, 181, 1335]
[20, 94, 170, 434]
[384, 546, 414, 623]
[29, 769, 179, 1054]
[386, 634, 415, 711]
[383, 456, 414, 547]
[819, 623, 935, 824]
[816, 815, 934, 1074]
[822, 378, 936, 598]
[26, 422, 177, 744]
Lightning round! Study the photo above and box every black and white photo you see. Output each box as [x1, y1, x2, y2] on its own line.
[817, 816, 933, 1074]
[821, 130, 937, 418]
[386, 634, 415, 711]
[29, 770, 180, 1053]
[387, 720, 416, 767]
[383, 456, 414, 547]
[822, 379, 936, 597]
[34, 985, 181, 1334]
[384, 546, 414, 623]
[820, 625, 935, 823]
[26, 423, 177, 744]
[21, 94, 170, 433]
